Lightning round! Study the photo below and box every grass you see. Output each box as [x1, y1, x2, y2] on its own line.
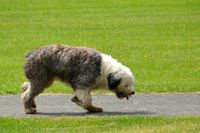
[0, 116, 200, 133]
[0, 2, 199, 132]
[0, 0, 199, 94]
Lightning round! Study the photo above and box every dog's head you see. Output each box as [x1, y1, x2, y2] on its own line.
[107, 72, 135, 100]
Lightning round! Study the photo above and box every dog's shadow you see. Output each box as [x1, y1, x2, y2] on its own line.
[36, 111, 155, 116]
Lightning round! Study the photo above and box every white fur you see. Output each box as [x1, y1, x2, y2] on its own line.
[96, 53, 134, 91]
[21, 84, 31, 101]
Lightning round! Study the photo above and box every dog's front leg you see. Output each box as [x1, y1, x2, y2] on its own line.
[71, 89, 103, 113]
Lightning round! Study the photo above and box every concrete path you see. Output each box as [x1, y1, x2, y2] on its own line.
[0, 94, 200, 117]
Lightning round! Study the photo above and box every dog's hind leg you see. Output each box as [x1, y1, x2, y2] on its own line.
[21, 75, 52, 114]
[21, 83, 37, 114]
[21, 82, 36, 108]
[71, 89, 103, 113]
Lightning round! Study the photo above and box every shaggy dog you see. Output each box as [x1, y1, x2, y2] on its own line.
[21, 45, 135, 114]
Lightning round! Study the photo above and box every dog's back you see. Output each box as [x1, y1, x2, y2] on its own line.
[23, 45, 102, 89]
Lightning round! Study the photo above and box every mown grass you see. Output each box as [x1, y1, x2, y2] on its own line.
[0, 0, 199, 94]
[0, 116, 200, 133]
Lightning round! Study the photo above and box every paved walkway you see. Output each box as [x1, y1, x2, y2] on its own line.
[0, 94, 199, 117]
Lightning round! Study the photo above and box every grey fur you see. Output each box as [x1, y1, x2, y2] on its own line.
[22, 45, 102, 113]
[24, 45, 101, 90]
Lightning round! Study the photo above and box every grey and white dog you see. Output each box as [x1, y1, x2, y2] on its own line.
[21, 45, 135, 114]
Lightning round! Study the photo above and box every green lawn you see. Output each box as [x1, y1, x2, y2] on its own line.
[0, 116, 199, 133]
[0, 0, 199, 94]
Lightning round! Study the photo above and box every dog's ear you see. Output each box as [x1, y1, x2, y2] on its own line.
[107, 73, 121, 90]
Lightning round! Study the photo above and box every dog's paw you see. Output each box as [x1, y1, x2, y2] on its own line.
[24, 108, 37, 114]
[71, 96, 83, 106]
[71, 96, 79, 102]
[86, 105, 103, 113]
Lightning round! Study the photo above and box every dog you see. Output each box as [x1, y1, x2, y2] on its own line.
[21, 44, 135, 114]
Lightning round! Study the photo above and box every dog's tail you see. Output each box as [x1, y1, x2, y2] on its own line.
[21, 82, 30, 92]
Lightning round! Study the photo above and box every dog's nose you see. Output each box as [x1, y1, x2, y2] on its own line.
[131, 91, 135, 95]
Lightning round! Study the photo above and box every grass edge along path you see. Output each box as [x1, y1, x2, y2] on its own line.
[0, 116, 200, 133]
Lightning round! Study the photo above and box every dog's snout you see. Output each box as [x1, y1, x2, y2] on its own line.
[131, 91, 135, 95]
